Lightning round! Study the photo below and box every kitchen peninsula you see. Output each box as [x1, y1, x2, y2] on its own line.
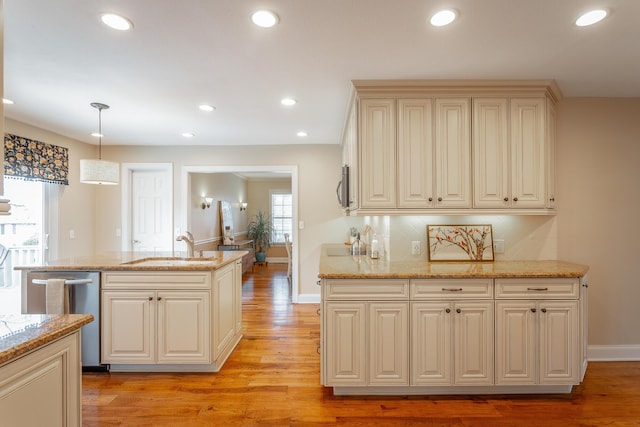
[318, 244, 589, 395]
[0, 313, 92, 427]
[16, 250, 246, 373]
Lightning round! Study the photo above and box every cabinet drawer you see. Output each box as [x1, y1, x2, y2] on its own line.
[495, 278, 579, 299]
[411, 279, 493, 299]
[102, 271, 211, 290]
[323, 279, 409, 300]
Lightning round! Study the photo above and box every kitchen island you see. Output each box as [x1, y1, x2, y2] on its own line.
[0, 313, 93, 427]
[318, 244, 589, 395]
[16, 250, 247, 373]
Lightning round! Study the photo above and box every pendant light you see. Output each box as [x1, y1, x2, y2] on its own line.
[80, 102, 120, 185]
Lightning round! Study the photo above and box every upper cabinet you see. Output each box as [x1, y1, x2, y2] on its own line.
[341, 80, 561, 215]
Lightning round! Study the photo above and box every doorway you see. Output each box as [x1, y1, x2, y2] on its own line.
[180, 165, 299, 302]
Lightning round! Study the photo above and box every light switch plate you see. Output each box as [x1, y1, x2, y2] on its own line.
[494, 239, 505, 253]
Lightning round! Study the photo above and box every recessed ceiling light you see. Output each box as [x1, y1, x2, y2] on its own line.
[575, 9, 608, 27]
[91, 132, 104, 138]
[3, 98, 14, 105]
[430, 9, 457, 27]
[252, 10, 279, 28]
[100, 13, 134, 31]
[296, 131, 308, 137]
[199, 104, 215, 112]
[182, 132, 195, 138]
[281, 98, 297, 106]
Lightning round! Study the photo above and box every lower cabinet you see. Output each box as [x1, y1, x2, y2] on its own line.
[495, 300, 579, 385]
[324, 301, 408, 386]
[101, 267, 242, 371]
[102, 290, 210, 364]
[411, 301, 493, 386]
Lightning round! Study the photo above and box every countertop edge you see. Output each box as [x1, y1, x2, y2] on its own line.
[0, 314, 94, 365]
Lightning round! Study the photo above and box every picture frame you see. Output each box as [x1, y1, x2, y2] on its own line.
[427, 224, 494, 262]
[219, 200, 234, 244]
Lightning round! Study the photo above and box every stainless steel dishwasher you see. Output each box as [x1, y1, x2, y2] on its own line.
[25, 270, 108, 371]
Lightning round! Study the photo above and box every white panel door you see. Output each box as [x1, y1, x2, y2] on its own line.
[539, 300, 580, 384]
[435, 98, 471, 208]
[495, 301, 537, 385]
[157, 291, 210, 363]
[324, 302, 367, 386]
[398, 99, 434, 208]
[131, 169, 172, 252]
[369, 302, 409, 385]
[411, 302, 452, 385]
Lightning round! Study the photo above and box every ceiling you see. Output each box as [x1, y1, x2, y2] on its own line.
[4, 1, 640, 147]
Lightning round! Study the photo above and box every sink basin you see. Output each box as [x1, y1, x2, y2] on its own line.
[122, 257, 216, 266]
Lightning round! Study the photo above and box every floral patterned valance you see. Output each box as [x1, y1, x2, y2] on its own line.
[4, 133, 69, 185]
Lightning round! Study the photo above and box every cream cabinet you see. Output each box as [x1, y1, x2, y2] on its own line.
[322, 279, 409, 386]
[102, 267, 242, 371]
[411, 279, 493, 386]
[495, 278, 580, 385]
[348, 80, 560, 214]
[102, 289, 210, 364]
[341, 97, 359, 211]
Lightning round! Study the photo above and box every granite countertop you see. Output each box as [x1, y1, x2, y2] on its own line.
[13, 250, 248, 271]
[0, 314, 93, 365]
[318, 244, 589, 279]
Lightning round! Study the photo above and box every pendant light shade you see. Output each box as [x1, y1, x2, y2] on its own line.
[80, 102, 120, 185]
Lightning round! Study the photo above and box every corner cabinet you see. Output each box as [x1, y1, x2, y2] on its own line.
[344, 80, 560, 215]
[321, 274, 587, 395]
[101, 265, 242, 372]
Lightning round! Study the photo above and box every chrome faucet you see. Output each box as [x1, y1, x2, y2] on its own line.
[176, 233, 195, 257]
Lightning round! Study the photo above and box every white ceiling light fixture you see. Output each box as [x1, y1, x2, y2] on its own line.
[80, 103, 120, 185]
[100, 13, 133, 31]
[2, 98, 14, 105]
[252, 10, 279, 28]
[575, 9, 608, 27]
[430, 9, 457, 27]
[182, 132, 195, 138]
[199, 104, 215, 112]
[281, 97, 297, 106]
[296, 131, 308, 137]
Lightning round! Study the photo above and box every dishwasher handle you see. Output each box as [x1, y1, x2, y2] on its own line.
[32, 278, 94, 286]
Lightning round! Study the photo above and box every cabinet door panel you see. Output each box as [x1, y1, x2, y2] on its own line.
[539, 301, 579, 384]
[411, 302, 451, 385]
[511, 98, 546, 208]
[495, 301, 536, 385]
[454, 302, 494, 385]
[473, 98, 509, 208]
[435, 98, 471, 208]
[360, 98, 396, 208]
[324, 302, 367, 385]
[369, 303, 409, 385]
[101, 290, 155, 363]
[398, 99, 434, 207]
[157, 291, 210, 363]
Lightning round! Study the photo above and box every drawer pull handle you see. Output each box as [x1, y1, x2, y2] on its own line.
[527, 287, 549, 291]
[442, 288, 463, 292]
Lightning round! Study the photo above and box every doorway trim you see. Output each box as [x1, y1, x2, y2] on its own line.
[121, 163, 174, 252]
[180, 165, 300, 303]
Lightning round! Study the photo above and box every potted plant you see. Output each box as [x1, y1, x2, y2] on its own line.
[247, 210, 273, 262]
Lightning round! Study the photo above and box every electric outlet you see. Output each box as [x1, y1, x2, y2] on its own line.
[494, 239, 505, 254]
[411, 240, 421, 255]
[69, 229, 75, 240]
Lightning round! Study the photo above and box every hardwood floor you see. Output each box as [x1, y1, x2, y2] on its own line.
[83, 264, 640, 426]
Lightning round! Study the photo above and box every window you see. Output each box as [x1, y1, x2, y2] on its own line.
[271, 191, 292, 243]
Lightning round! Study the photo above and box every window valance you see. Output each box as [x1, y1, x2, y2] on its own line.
[3, 133, 69, 185]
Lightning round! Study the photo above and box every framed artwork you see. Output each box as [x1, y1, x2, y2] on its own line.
[427, 225, 494, 262]
[219, 200, 234, 244]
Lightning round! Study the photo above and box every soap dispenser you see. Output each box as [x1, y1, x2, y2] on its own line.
[370, 233, 380, 259]
[350, 233, 366, 256]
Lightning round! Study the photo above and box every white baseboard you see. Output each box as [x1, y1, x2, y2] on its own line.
[588, 345, 640, 361]
[296, 293, 320, 304]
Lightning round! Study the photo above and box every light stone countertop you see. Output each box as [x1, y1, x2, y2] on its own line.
[318, 244, 589, 279]
[0, 314, 93, 365]
[13, 250, 248, 272]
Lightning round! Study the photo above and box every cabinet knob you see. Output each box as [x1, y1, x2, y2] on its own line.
[550, 197, 555, 202]
[316, 308, 321, 316]
[445, 308, 451, 313]
[428, 197, 433, 202]
[456, 308, 461, 314]
[148, 296, 153, 301]
[513, 197, 519, 202]
[157, 296, 162, 301]
[316, 280, 321, 286]
[503, 197, 509, 202]
[531, 308, 536, 313]
[438, 197, 443, 202]
[541, 308, 547, 313]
